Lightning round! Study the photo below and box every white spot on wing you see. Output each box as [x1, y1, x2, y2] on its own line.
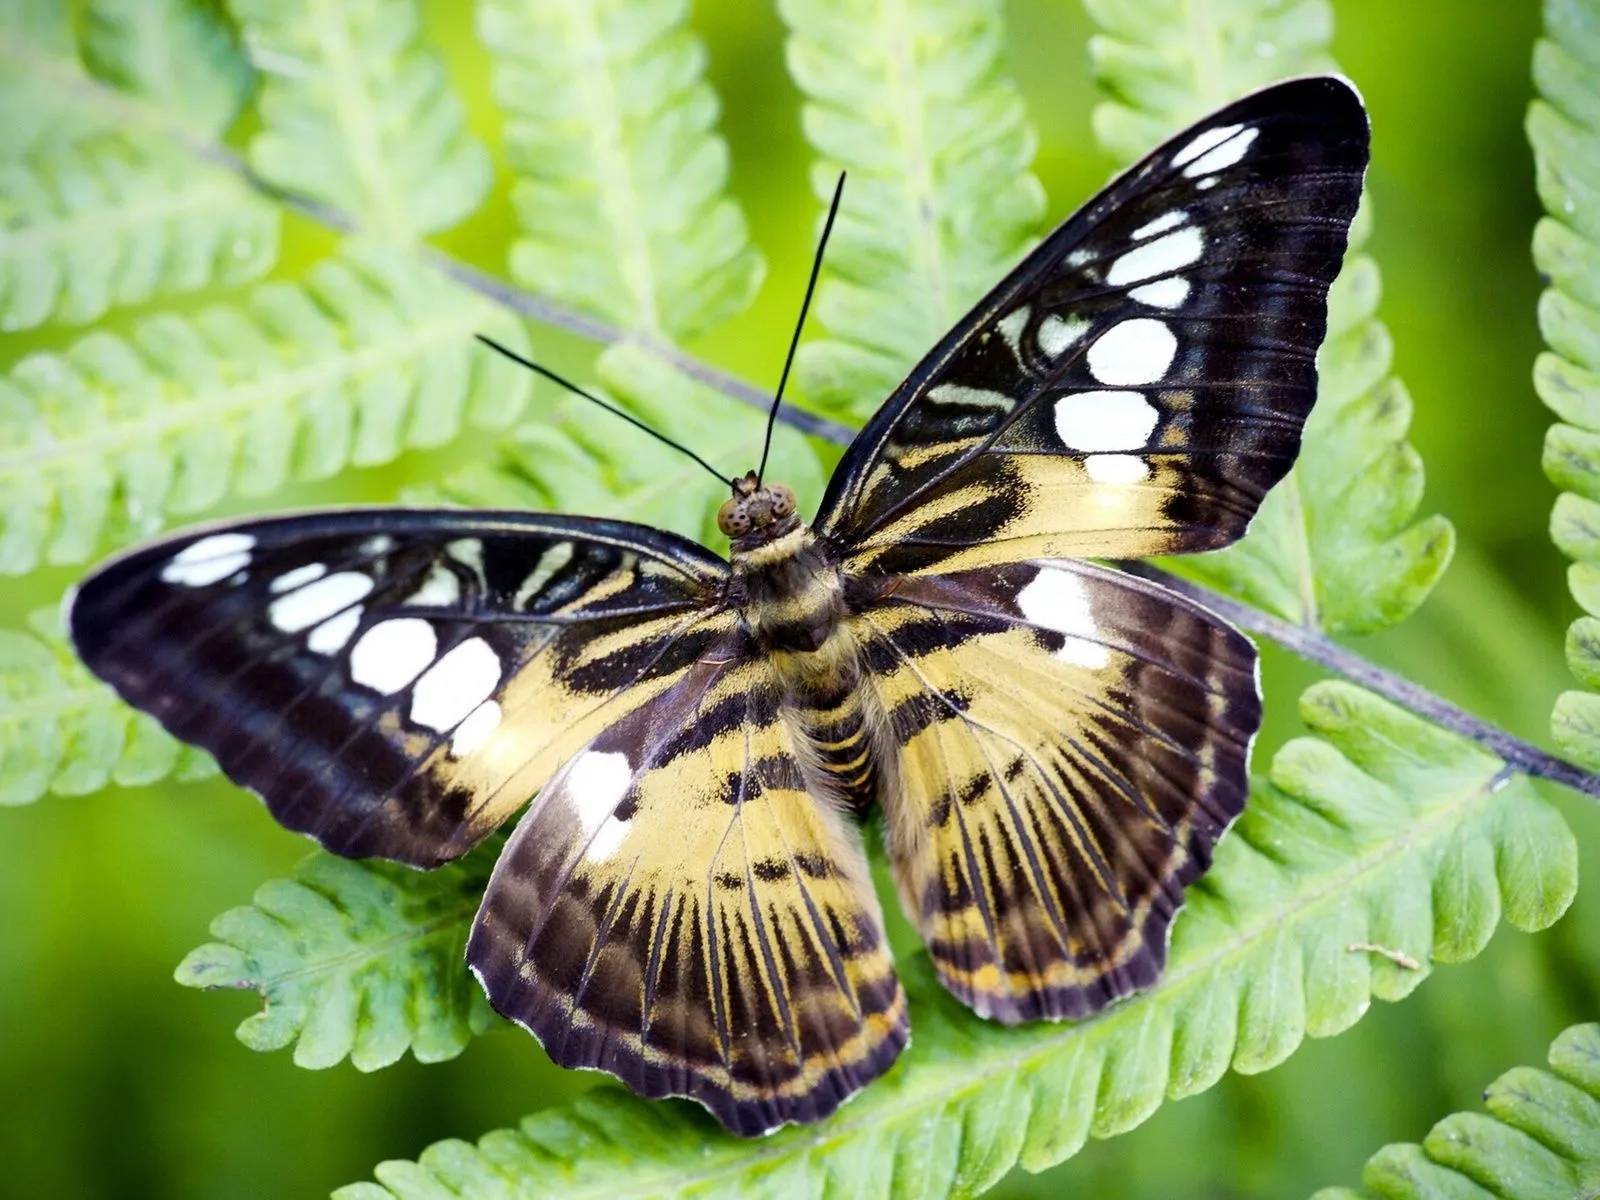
[1172, 123, 1244, 168]
[1129, 277, 1192, 309]
[411, 637, 501, 732]
[927, 383, 1013, 410]
[307, 607, 361, 654]
[1106, 226, 1204, 287]
[269, 563, 326, 594]
[1182, 126, 1259, 178]
[269, 571, 373, 633]
[1016, 564, 1111, 670]
[561, 750, 634, 861]
[996, 306, 1031, 360]
[1037, 314, 1090, 358]
[1053, 391, 1159, 452]
[450, 699, 502, 757]
[1131, 211, 1186, 239]
[160, 533, 256, 587]
[589, 815, 630, 861]
[1087, 319, 1178, 386]
[514, 542, 574, 611]
[350, 618, 437, 694]
[405, 561, 461, 608]
[1085, 453, 1150, 484]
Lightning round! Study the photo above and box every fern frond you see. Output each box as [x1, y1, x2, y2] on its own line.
[477, 0, 763, 341]
[333, 683, 1575, 1199]
[0, 131, 277, 332]
[231, 0, 490, 239]
[415, 343, 824, 545]
[1088, 0, 1454, 635]
[1531, 0, 1600, 771]
[0, 604, 214, 806]
[779, 0, 1046, 421]
[0, 241, 531, 575]
[81, 0, 252, 138]
[1311, 1022, 1600, 1199]
[176, 849, 500, 1070]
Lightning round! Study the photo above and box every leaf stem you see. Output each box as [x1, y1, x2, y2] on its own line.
[80, 72, 1600, 805]
[1114, 560, 1600, 801]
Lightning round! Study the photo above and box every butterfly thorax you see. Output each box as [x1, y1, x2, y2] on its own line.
[721, 474, 880, 813]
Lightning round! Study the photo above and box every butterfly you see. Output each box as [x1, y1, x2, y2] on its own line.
[68, 76, 1369, 1136]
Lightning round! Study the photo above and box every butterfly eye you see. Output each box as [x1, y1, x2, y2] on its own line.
[770, 485, 795, 518]
[718, 498, 751, 536]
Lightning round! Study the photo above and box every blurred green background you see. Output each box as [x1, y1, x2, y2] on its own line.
[3, 0, 1593, 1196]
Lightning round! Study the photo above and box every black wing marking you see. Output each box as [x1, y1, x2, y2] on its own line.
[69, 508, 734, 866]
[814, 75, 1370, 574]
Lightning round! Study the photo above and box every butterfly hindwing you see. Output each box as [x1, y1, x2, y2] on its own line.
[817, 76, 1370, 574]
[856, 560, 1257, 1020]
[68, 509, 731, 866]
[468, 658, 908, 1136]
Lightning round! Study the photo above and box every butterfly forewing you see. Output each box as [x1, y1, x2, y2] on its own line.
[468, 658, 907, 1136]
[857, 561, 1258, 1020]
[817, 76, 1369, 574]
[69, 509, 731, 866]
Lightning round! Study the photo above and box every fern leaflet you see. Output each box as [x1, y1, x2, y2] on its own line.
[0, 131, 277, 331]
[176, 847, 501, 1070]
[231, 0, 491, 239]
[0, 605, 214, 806]
[314, 681, 1575, 1197]
[0, 6, 278, 329]
[81, 0, 252, 139]
[1087, 0, 1454, 635]
[1531, 0, 1600, 770]
[0, 242, 531, 575]
[1311, 1022, 1600, 1199]
[477, 0, 764, 341]
[779, 0, 1046, 422]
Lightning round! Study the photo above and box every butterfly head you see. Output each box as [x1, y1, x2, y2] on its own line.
[718, 471, 799, 544]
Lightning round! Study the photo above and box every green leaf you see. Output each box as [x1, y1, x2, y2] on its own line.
[1532, 0, 1600, 772]
[0, 603, 214, 806]
[415, 342, 825, 547]
[0, 130, 278, 332]
[1310, 1023, 1600, 1199]
[333, 683, 1575, 1198]
[0, 241, 531, 575]
[177, 849, 501, 1070]
[477, 0, 764, 341]
[81, 0, 253, 138]
[1085, 0, 1453, 634]
[230, 0, 491, 239]
[779, 0, 1046, 421]
[0, 2, 103, 157]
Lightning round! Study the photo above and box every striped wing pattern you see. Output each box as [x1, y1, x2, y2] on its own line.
[818, 76, 1370, 575]
[468, 658, 907, 1136]
[859, 561, 1258, 1021]
[69, 509, 731, 866]
[64, 78, 1372, 1137]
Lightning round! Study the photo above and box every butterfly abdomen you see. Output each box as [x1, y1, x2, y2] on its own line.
[730, 521, 884, 814]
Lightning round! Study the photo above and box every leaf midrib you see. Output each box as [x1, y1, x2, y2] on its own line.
[251, 894, 474, 990]
[0, 166, 252, 254]
[561, 2, 663, 340]
[0, 295, 482, 477]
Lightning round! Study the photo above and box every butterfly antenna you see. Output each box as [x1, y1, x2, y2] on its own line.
[474, 335, 734, 487]
[756, 171, 846, 486]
